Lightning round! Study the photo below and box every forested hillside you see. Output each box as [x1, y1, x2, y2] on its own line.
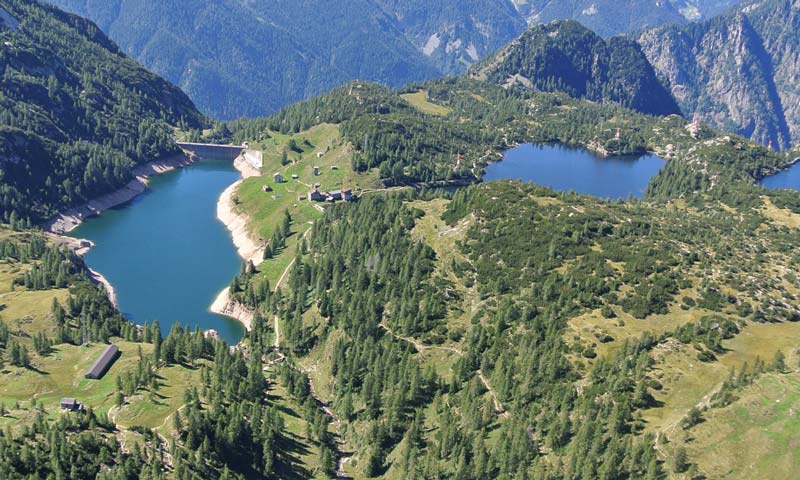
[640, 0, 800, 149]
[470, 20, 681, 116]
[49, 0, 526, 119]
[0, 0, 205, 224]
[224, 177, 800, 478]
[224, 76, 788, 200]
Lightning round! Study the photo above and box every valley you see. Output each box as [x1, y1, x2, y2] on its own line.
[2, 1, 800, 479]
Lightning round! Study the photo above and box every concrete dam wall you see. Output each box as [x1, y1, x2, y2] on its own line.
[177, 142, 244, 161]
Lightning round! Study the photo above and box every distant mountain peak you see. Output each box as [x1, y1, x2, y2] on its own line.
[471, 20, 681, 116]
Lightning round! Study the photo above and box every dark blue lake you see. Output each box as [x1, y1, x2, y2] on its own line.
[484, 143, 665, 199]
[69, 159, 245, 345]
[759, 161, 800, 190]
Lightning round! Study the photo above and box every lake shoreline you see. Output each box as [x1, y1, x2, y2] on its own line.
[208, 154, 263, 332]
[43, 152, 198, 234]
[44, 152, 201, 310]
[49, 234, 119, 308]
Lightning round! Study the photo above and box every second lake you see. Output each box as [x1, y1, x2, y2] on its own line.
[483, 143, 665, 200]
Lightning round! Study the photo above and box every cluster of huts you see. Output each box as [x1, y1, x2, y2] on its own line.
[265, 166, 353, 203]
[309, 188, 353, 203]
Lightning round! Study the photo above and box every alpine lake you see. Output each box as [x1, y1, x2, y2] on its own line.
[71, 144, 671, 345]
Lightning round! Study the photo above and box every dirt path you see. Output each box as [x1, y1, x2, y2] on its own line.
[265, 226, 351, 476]
[378, 323, 509, 418]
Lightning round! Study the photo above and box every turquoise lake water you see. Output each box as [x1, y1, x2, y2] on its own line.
[484, 143, 665, 199]
[69, 159, 245, 344]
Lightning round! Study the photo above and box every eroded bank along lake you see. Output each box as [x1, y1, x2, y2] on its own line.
[484, 143, 665, 199]
[69, 158, 245, 344]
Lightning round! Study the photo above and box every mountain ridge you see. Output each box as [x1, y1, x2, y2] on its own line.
[471, 20, 682, 117]
[640, 0, 799, 149]
[0, 0, 205, 223]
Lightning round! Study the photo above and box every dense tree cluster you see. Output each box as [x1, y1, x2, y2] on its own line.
[470, 20, 681, 116]
[0, 0, 205, 223]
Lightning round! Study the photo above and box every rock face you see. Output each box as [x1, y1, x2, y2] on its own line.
[471, 20, 681, 116]
[374, 0, 526, 74]
[640, 0, 800, 149]
[511, 0, 741, 37]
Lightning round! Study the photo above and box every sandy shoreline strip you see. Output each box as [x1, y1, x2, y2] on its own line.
[49, 235, 119, 308]
[208, 152, 264, 331]
[44, 153, 197, 234]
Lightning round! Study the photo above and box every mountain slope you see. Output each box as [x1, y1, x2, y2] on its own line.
[49, 0, 530, 120]
[471, 20, 681, 116]
[374, 0, 527, 74]
[511, 0, 743, 37]
[47, 1, 751, 121]
[0, 0, 205, 223]
[48, 0, 439, 120]
[640, 0, 799, 148]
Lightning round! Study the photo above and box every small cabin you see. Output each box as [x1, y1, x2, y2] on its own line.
[84, 344, 120, 380]
[313, 166, 320, 176]
[330, 165, 338, 170]
[61, 398, 83, 411]
[291, 174, 299, 180]
[316, 152, 324, 158]
[273, 172, 284, 183]
[262, 185, 273, 192]
[328, 190, 343, 201]
[309, 189, 326, 202]
[342, 188, 353, 201]
[298, 195, 307, 201]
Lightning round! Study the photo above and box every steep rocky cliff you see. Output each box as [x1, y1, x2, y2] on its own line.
[472, 20, 681, 116]
[640, 0, 799, 148]
[511, 0, 742, 37]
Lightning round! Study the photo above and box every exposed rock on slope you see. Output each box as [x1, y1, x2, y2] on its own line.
[471, 20, 681, 116]
[640, 0, 799, 148]
[375, 0, 526, 74]
[511, 0, 742, 37]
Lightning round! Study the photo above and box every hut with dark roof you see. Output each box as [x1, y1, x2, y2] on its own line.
[84, 344, 120, 380]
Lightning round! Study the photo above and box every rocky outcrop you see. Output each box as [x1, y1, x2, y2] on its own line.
[511, 0, 740, 37]
[374, 0, 526, 74]
[472, 20, 681, 116]
[209, 287, 253, 332]
[639, 0, 799, 149]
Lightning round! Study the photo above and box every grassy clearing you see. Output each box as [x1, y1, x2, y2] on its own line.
[0, 340, 150, 425]
[644, 322, 800, 434]
[400, 91, 452, 117]
[0, 288, 69, 339]
[684, 372, 800, 480]
[760, 196, 800, 229]
[114, 357, 206, 433]
[236, 124, 380, 288]
[567, 300, 711, 359]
